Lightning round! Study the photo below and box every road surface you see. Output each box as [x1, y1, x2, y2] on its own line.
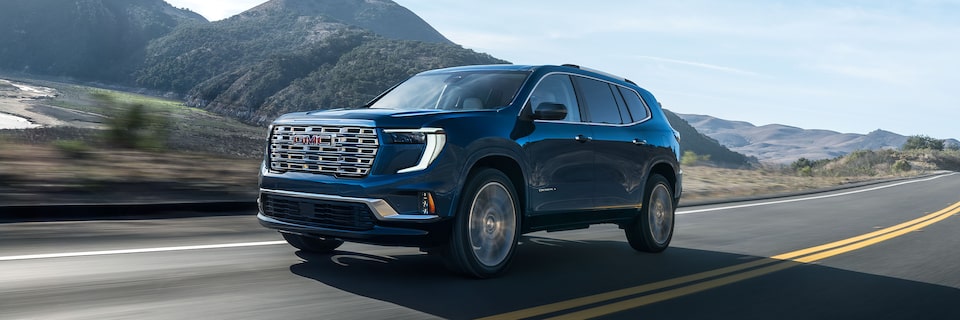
[2, 173, 959, 319]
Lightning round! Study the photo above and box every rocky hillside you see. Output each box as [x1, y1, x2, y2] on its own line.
[0, 0, 499, 125]
[0, 0, 206, 82]
[246, 0, 450, 43]
[678, 113, 960, 163]
[135, 0, 502, 124]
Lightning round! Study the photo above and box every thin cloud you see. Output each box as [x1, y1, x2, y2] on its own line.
[630, 55, 762, 77]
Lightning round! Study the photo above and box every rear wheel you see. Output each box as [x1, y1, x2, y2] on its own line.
[442, 168, 520, 278]
[282, 233, 343, 253]
[625, 174, 675, 252]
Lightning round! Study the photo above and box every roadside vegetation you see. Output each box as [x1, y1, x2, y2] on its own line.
[681, 135, 958, 202]
[789, 135, 960, 177]
[5, 80, 266, 157]
[0, 81, 264, 205]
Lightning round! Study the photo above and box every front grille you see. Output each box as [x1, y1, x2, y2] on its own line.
[261, 194, 376, 231]
[270, 124, 379, 177]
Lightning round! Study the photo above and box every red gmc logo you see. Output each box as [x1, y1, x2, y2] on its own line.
[291, 134, 335, 145]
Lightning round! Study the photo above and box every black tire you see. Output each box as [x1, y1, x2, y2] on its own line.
[625, 174, 675, 252]
[441, 168, 520, 278]
[281, 233, 343, 253]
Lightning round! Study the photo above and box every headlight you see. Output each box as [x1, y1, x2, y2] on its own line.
[384, 131, 427, 144]
[383, 128, 446, 173]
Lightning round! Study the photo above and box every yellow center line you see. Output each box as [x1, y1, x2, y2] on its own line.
[773, 200, 960, 261]
[476, 258, 778, 320]
[480, 200, 960, 320]
[546, 262, 798, 320]
[794, 201, 960, 263]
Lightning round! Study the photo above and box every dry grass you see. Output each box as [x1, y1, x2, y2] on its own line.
[680, 165, 923, 202]
[0, 143, 260, 205]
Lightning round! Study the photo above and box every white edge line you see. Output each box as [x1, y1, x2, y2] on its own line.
[677, 172, 957, 215]
[0, 241, 287, 262]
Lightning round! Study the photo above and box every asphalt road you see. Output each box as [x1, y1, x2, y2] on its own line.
[2, 173, 959, 319]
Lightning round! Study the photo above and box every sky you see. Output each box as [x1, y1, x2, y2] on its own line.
[164, 0, 959, 139]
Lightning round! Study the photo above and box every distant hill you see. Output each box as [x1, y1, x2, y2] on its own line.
[663, 110, 756, 168]
[0, 0, 206, 82]
[678, 113, 960, 163]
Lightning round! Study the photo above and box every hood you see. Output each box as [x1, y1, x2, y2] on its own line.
[272, 108, 495, 128]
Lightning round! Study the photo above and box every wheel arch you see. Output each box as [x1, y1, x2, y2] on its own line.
[649, 161, 678, 197]
[463, 154, 526, 218]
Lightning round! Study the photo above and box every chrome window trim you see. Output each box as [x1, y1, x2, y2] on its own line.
[519, 71, 654, 127]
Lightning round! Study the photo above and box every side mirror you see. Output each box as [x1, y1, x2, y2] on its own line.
[533, 102, 568, 121]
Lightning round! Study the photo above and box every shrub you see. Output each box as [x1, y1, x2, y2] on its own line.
[681, 150, 711, 166]
[797, 166, 813, 177]
[893, 159, 911, 172]
[902, 135, 944, 151]
[97, 93, 170, 150]
[52, 140, 92, 158]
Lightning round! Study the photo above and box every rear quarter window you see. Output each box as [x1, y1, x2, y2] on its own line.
[618, 86, 650, 122]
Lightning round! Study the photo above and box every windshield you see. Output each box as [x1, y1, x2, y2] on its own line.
[369, 71, 528, 111]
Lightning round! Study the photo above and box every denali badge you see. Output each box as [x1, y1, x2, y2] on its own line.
[292, 133, 336, 146]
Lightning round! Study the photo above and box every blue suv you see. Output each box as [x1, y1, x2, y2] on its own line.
[258, 64, 682, 278]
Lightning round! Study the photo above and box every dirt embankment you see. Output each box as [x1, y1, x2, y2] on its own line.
[0, 78, 105, 129]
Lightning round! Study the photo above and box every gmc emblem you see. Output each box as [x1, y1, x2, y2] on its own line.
[291, 133, 336, 146]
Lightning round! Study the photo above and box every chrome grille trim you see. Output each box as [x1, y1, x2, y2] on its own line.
[269, 124, 379, 177]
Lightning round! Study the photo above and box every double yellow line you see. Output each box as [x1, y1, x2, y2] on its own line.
[481, 200, 960, 320]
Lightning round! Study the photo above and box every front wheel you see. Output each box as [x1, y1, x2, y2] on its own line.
[625, 174, 675, 252]
[442, 168, 520, 278]
[281, 233, 343, 253]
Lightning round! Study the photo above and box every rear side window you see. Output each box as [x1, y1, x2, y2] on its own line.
[573, 76, 623, 124]
[617, 87, 649, 122]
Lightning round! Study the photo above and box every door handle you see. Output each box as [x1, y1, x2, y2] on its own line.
[632, 139, 648, 145]
[575, 135, 591, 143]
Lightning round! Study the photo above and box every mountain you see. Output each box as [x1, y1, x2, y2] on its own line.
[0, 0, 495, 124]
[0, 0, 206, 82]
[246, 0, 450, 43]
[678, 113, 960, 163]
[135, 0, 503, 124]
[663, 110, 756, 168]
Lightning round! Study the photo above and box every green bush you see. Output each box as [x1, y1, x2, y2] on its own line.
[902, 135, 944, 151]
[681, 150, 711, 166]
[893, 159, 911, 172]
[52, 140, 92, 158]
[97, 93, 170, 150]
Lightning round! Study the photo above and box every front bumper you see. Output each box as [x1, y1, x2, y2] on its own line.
[260, 188, 440, 222]
[258, 189, 452, 247]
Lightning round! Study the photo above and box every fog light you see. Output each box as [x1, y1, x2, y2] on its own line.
[419, 192, 436, 215]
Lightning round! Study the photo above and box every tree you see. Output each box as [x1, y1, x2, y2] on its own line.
[902, 135, 944, 151]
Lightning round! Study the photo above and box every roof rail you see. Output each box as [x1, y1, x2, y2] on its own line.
[561, 64, 636, 85]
